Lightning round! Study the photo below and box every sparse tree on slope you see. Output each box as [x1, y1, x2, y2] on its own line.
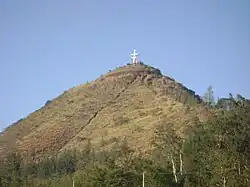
[203, 85, 215, 107]
[153, 123, 185, 185]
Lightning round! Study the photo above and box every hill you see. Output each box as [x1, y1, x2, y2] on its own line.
[0, 63, 210, 158]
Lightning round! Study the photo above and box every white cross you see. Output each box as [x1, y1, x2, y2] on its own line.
[131, 49, 139, 64]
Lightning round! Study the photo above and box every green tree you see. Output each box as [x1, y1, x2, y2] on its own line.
[153, 123, 184, 185]
[184, 99, 250, 186]
[203, 85, 215, 107]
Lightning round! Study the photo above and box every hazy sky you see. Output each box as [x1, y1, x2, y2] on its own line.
[0, 0, 250, 130]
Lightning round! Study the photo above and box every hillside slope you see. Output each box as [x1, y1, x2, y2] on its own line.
[0, 63, 210, 158]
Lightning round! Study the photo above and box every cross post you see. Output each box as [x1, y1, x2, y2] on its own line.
[131, 49, 139, 64]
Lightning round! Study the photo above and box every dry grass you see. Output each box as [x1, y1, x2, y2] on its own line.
[0, 64, 210, 158]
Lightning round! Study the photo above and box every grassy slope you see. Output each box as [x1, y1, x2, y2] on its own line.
[0, 64, 210, 158]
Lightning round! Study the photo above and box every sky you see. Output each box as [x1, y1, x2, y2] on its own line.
[0, 0, 250, 131]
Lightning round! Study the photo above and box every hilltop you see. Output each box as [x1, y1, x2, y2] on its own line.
[0, 63, 210, 158]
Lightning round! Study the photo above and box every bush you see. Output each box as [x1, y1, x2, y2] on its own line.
[45, 100, 52, 106]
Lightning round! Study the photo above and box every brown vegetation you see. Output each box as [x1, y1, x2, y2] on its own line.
[0, 63, 209, 158]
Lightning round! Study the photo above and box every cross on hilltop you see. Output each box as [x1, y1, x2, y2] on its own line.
[130, 49, 139, 64]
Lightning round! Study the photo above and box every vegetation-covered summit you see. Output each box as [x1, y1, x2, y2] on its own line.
[0, 63, 249, 186]
[0, 63, 204, 158]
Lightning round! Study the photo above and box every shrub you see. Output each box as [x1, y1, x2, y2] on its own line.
[45, 100, 52, 106]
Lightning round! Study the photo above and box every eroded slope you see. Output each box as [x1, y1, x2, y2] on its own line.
[0, 64, 209, 157]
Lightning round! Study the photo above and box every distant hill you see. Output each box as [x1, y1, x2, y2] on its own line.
[0, 63, 211, 158]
